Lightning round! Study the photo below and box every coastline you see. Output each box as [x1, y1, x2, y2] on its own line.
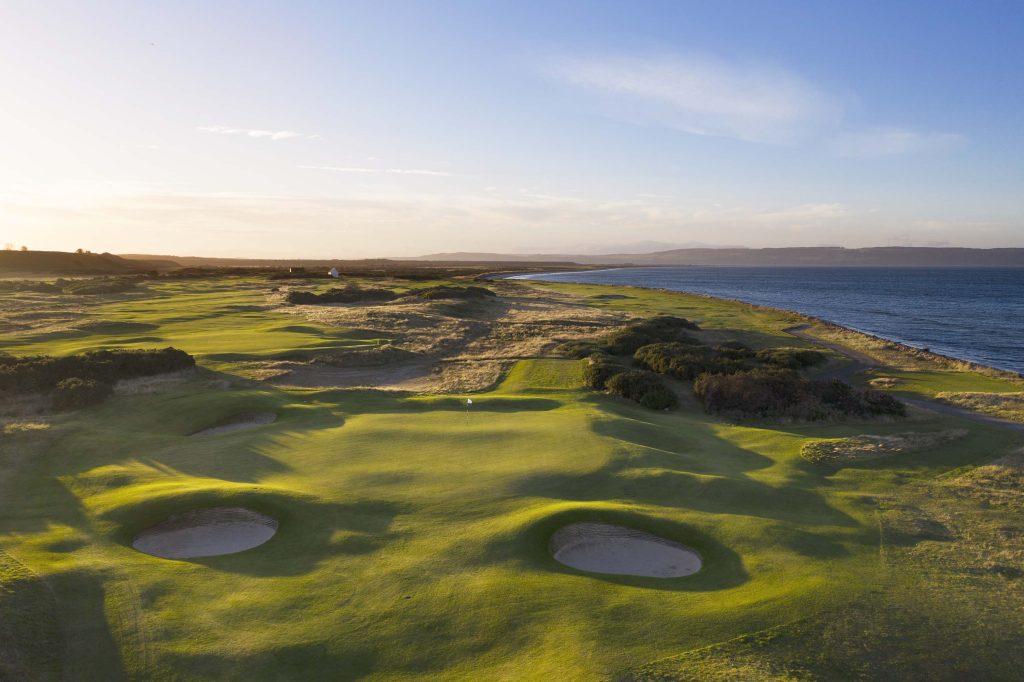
[503, 268, 1024, 381]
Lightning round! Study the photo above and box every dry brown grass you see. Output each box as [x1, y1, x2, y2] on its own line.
[113, 368, 210, 396]
[944, 448, 1024, 509]
[808, 320, 1022, 378]
[801, 429, 968, 465]
[1, 421, 49, 435]
[935, 392, 1024, 423]
[271, 280, 631, 392]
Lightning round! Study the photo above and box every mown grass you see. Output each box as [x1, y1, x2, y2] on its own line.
[0, 278, 1022, 679]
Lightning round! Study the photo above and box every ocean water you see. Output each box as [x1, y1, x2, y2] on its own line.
[512, 267, 1024, 375]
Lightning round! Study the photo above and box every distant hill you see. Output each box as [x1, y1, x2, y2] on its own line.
[0, 250, 153, 275]
[117, 254, 584, 270]
[409, 247, 1024, 267]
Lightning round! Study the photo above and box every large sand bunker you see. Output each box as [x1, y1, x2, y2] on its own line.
[189, 412, 277, 436]
[132, 507, 278, 559]
[550, 522, 702, 578]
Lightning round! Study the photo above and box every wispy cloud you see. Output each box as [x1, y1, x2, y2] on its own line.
[548, 52, 845, 143]
[298, 165, 453, 176]
[834, 128, 965, 158]
[198, 125, 321, 141]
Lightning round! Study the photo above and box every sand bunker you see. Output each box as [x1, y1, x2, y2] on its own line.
[132, 507, 278, 559]
[190, 412, 277, 436]
[550, 522, 702, 578]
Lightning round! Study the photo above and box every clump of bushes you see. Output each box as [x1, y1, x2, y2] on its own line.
[693, 369, 905, 421]
[606, 370, 678, 410]
[633, 342, 734, 380]
[402, 285, 496, 301]
[755, 347, 827, 369]
[582, 353, 623, 390]
[285, 285, 398, 304]
[601, 316, 702, 355]
[574, 313, 898, 421]
[0, 347, 195, 395]
[557, 341, 602, 359]
[51, 378, 113, 411]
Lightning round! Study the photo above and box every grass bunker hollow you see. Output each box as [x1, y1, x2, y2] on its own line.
[189, 412, 277, 437]
[550, 522, 702, 578]
[132, 507, 279, 560]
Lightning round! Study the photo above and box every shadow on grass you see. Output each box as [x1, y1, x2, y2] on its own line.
[44, 570, 128, 681]
[167, 642, 377, 680]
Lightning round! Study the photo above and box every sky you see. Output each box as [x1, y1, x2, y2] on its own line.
[1, 0, 1022, 258]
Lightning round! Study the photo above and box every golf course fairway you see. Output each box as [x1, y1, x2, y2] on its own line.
[2, 276, 1023, 680]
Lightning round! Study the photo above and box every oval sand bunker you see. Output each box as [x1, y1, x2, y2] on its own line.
[132, 507, 278, 559]
[189, 412, 277, 437]
[550, 522, 702, 578]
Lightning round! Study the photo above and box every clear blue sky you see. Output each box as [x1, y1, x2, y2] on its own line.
[1, 1, 1022, 256]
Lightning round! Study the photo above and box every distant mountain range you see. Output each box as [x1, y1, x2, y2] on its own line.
[407, 247, 1024, 267]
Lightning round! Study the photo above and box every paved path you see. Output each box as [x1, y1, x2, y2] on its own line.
[784, 324, 1024, 434]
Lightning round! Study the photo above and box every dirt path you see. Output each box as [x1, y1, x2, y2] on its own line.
[785, 324, 1024, 434]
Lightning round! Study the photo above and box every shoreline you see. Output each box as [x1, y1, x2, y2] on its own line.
[503, 268, 1024, 381]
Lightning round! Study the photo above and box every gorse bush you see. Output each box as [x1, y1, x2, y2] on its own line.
[51, 377, 113, 411]
[605, 370, 678, 410]
[693, 369, 905, 421]
[285, 284, 496, 305]
[576, 314, 889, 420]
[601, 316, 701, 355]
[582, 353, 621, 390]
[0, 348, 195, 395]
[285, 285, 398, 305]
[402, 285, 496, 301]
[633, 342, 733, 381]
[557, 341, 602, 359]
[755, 347, 828, 369]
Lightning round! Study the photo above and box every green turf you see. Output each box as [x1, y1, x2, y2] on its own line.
[1, 278, 1022, 680]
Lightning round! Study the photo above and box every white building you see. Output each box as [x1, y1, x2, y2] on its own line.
[328, 267, 339, 278]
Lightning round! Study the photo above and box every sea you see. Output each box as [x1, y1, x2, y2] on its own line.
[510, 267, 1024, 375]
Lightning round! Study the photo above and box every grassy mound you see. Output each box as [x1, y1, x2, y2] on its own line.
[801, 429, 968, 465]
[935, 391, 1024, 422]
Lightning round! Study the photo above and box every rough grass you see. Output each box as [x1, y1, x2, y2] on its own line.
[801, 429, 968, 465]
[935, 392, 1024, 423]
[623, 444, 1024, 682]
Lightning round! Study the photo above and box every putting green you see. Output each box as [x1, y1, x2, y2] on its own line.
[0, 277, 1021, 680]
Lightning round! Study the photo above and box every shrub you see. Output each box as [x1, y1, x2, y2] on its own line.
[633, 342, 730, 380]
[51, 378, 113, 411]
[713, 342, 756, 361]
[603, 328, 660, 355]
[285, 285, 398, 304]
[632, 315, 700, 336]
[600, 316, 702, 355]
[755, 347, 827, 369]
[402, 285, 496, 301]
[556, 341, 601, 359]
[605, 370, 679, 410]
[693, 369, 904, 421]
[0, 348, 195, 395]
[582, 353, 621, 389]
